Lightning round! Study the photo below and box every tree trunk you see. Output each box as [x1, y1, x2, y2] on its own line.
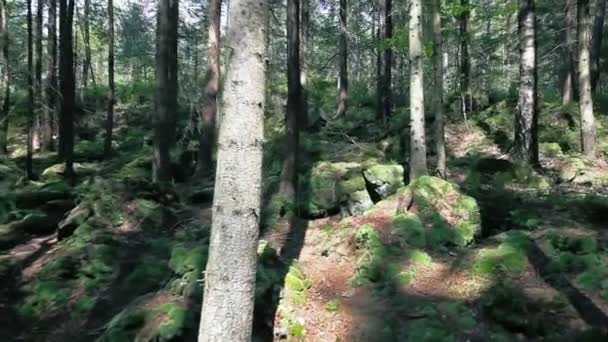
[197, 0, 221, 176]
[432, 0, 446, 177]
[46, 0, 57, 151]
[198, 0, 268, 340]
[382, 0, 392, 124]
[59, 0, 75, 178]
[514, 0, 539, 165]
[591, 0, 607, 91]
[375, 4, 383, 121]
[300, 0, 309, 127]
[0, 0, 9, 155]
[104, 0, 114, 157]
[82, 0, 91, 94]
[561, 0, 577, 106]
[26, 0, 34, 179]
[409, 0, 427, 180]
[459, 0, 471, 118]
[153, 0, 179, 183]
[279, 0, 302, 205]
[336, 0, 348, 116]
[578, 0, 597, 156]
[36, 0, 48, 150]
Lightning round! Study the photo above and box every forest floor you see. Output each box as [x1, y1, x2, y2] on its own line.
[1, 103, 608, 341]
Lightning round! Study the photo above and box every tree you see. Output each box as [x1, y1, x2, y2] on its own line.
[514, 0, 539, 165]
[197, 0, 221, 176]
[45, 0, 57, 152]
[198, 0, 268, 340]
[0, 0, 9, 154]
[561, 0, 577, 106]
[153, 0, 179, 182]
[591, 0, 607, 91]
[36, 0, 50, 150]
[26, 0, 34, 179]
[382, 0, 392, 123]
[459, 0, 471, 118]
[104, 0, 115, 157]
[279, 0, 302, 205]
[82, 0, 92, 93]
[432, 0, 446, 177]
[578, 0, 597, 156]
[336, 0, 348, 116]
[375, 3, 383, 121]
[59, 0, 75, 178]
[409, 0, 427, 180]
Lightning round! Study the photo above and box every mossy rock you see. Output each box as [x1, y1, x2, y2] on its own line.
[300, 162, 373, 216]
[363, 163, 405, 199]
[41, 162, 97, 180]
[393, 213, 425, 248]
[556, 156, 608, 186]
[540, 142, 563, 158]
[410, 176, 481, 247]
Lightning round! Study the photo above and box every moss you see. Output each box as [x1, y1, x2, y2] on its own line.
[169, 245, 207, 275]
[540, 142, 563, 157]
[155, 303, 188, 340]
[363, 163, 405, 199]
[123, 255, 170, 292]
[473, 232, 530, 277]
[406, 249, 432, 264]
[410, 176, 481, 247]
[285, 264, 312, 305]
[325, 299, 340, 313]
[393, 213, 425, 248]
[18, 280, 70, 319]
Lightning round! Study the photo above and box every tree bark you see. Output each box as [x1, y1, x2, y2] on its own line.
[459, 0, 471, 118]
[0, 0, 9, 155]
[432, 0, 446, 177]
[197, 0, 221, 176]
[514, 0, 539, 165]
[382, 0, 392, 124]
[45, 0, 57, 151]
[375, 3, 383, 121]
[59, 0, 75, 178]
[153, 0, 179, 183]
[104, 0, 114, 157]
[36, 0, 48, 150]
[561, 0, 577, 106]
[300, 0, 309, 127]
[578, 0, 597, 156]
[198, 0, 268, 340]
[336, 0, 348, 116]
[279, 0, 302, 204]
[26, 0, 34, 179]
[409, 0, 427, 180]
[591, 0, 607, 91]
[82, 0, 91, 93]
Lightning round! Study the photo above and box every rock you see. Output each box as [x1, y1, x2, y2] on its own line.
[58, 204, 93, 240]
[363, 163, 405, 200]
[41, 162, 97, 180]
[341, 190, 374, 216]
[15, 189, 72, 209]
[558, 156, 608, 186]
[11, 212, 61, 235]
[410, 176, 481, 246]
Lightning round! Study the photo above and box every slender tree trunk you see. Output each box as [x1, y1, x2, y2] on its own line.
[591, 0, 607, 91]
[375, 4, 383, 121]
[0, 0, 9, 155]
[459, 0, 471, 118]
[300, 0, 309, 127]
[197, 0, 221, 176]
[432, 0, 446, 177]
[104, 0, 114, 157]
[82, 0, 91, 94]
[45, 0, 57, 151]
[336, 0, 348, 116]
[409, 0, 427, 180]
[561, 0, 577, 106]
[59, 0, 75, 178]
[153, 0, 179, 183]
[198, 0, 268, 340]
[279, 0, 302, 205]
[578, 0, 597, 156]
[35, 0, 46, 150]
[382, 0, 392, 124]
[514, 0, 539, 165]
[26, 0, 34, 179]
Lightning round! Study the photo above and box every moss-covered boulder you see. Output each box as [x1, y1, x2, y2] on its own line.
[540, 142, 563, 158]
[557, 156, 608, 186]
[41, 162, 97, 180]
[300, 162, 373, 216]
[410, 176, 481, 247]
[363, 163, 405, 199]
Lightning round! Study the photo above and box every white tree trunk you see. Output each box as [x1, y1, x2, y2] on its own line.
[408, 0, 427, 180]
[198, 0, 269, 341]
[432, 0, 446, 177]
[578, 0, 597, 156]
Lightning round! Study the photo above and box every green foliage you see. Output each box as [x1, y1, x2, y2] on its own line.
[285, 264, 312, 305]
[393, 213, 426, 248]
[155, 303, 188, 340]
[18, 280, 70, 319]
[406, 249, 432, 264]
[325, 299, 340, 313]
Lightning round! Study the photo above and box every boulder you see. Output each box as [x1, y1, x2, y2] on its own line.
[58, 204, 93, 240]
[363, 163, 405, 200]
